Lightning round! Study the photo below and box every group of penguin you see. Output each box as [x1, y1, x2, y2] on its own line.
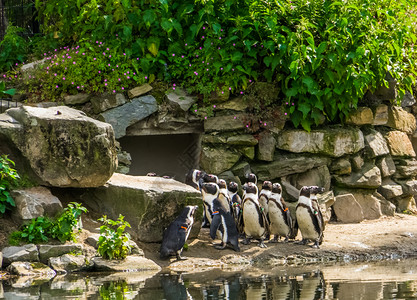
[160, 169, 325, 260]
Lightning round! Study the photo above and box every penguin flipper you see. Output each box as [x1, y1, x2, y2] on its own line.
[210, 213, 222, 240]
[290, 218, 299, 240]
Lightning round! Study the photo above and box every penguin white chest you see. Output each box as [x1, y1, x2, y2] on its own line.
[269, 203, 289, 236]
[296, 206, 319, 240]
[243, 201, 265, 237]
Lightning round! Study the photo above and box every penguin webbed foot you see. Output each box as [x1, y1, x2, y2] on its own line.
[283, 236, 289, 243]
[258, 239, 267, 248]
[213, 242, 226, 250]
[311, 240, 320, 249]
[295, 239, 308, 245]
[241, 237, 251, 245]
[176, 254, 188, 261]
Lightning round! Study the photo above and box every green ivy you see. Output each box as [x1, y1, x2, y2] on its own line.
[97, 215, 132, 260]
[0, 155, 19, 214]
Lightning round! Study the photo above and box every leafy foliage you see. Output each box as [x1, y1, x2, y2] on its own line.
[97, 215, 132, 260]
[0, 25, 28, 72]
[0, 155, 19, 214]
[50, 202, 88, 243]
[10, 216, 54, 244]
[3, 0, 417, 129]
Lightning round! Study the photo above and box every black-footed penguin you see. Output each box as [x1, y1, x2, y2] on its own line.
[259, 180, 272, 217]
[239, 182, 269, 248]
[295, 186, 325, 248]
[160, 205, 198, 260]
[203, 173, 219, 184]
[217, 179, 231, 213]
[268, 183, 293, 242]
[185, 169, 206, 191]
[243, 173, 258, 199]
[201, 182, 220, 225]
[210, 197, 240, 252]
[228, 181, 242, 226]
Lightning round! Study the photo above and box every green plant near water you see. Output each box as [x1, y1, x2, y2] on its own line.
[50, 202, 88, 243]
[97, 215, 132, 260]
[0, 155, 19, 214]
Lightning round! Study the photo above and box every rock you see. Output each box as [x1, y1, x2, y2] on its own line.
[376, 155, 396, 177]
[378, 178, 403, 199]
[280, 177, 300, 202]
[256, 131, 276, 162]
[394, 179, 417, 196]
[329, 158, 352, 175]
[128, 84, 153, 99]
[38, 244, 83, 264]
[401, 91, 416, 107]
[200, 146, 241, 174]
[239, 146, 255, 160]
[204, 114, 248, 132]
[375, 193, 396, 216]
[276, 127, 364, 157]
[288, 165, 331, 192]
[202, 134, 228, 145]
[99, 95, 158, 139]
[392, 195, 417, 213]
[367, 73, 397, 102]
[63, 93, 90, 105]
[166, 88, 197, 111]
[218, 171, 241, 186]
[10, 186, 63, 222]
[90, 93, 127, 114]
[252, 154, 330, 181]
[363, 129, 390, 158]
[92, 255, 161, 272]
[84, 173, 202, 243]
[387, 106, 417, 134]
[353, 191, 383, 220]
[216, 97, 248, 111]
[345, 107, 373, 125]
[372, 104, 389, 125]
[392, 158, 417, 178]
[48, 254, 93, 274]
[317, 191, 335, 224]
[384, 131, 416, 157]
[334, 163, 381, 189]
[351, 154, 364, 171]
[6, 261, 56, 278]
[2, 244, 39, 267]
[231, 161, 251, 179]
[1, 106, 117, 188]
[333, 194, 364, 223]
[227, 135, 258, 146]
[116, 150, 131, 174]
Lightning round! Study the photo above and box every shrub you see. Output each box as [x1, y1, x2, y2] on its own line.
[0, 155, 19, 214]
[97, 215, 132, 260]
[49, 202, 88, 243]
[0, 25, 28, 71]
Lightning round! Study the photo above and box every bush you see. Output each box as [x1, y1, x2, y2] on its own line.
[19, 0, 417, 128]
[97, 215, 132, 260]
[0, 155, 19, 214]
[0, 25, 28, 71]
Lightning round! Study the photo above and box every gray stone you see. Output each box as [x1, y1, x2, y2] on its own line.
[376, 155, 396, 177]
[200, 146, 241, 174]
[218, 171, 241, 188]
[387, 106, 417, 134]
[256, 131, 276, 162]
[48, 254, 93, 274]
[231, 161, 251, 179]
[372, 104, 389, 125]
[227, 135, 258, 146]
[128, 84, 153, 99]
[393, 158, 417, 178]
[374, 193, 396, 216]
[392, 195, 417, 213]
[2, 244, 39, 267]
[394, 179, 417, 196]
[92, 255, 161, 272]
[11, 186, 63, 222]
[116, 150, 131, 174]
[91, 93, 127, 114]
[333, 194, 364, 223]
[384, 131, 416, 157]
[100, 95, 158, 139]
[364, 129, 390, 158]
[345, 107, 373, 125]
[252, 154, 331, 181]
[378, 178, 403, 199]
[216, 97, 248, 111]
[280, 177, 300, 202]
[276, 127, 365, 157]
[351, 154, 365, 172]
[329, 158, 352, 175]
[288, 165, 331, 192]
[63, 93, 91, 105]
[166, 88, 197, 111]
[1, 106, 117, 188]
[354, 191, 383, 220]
[239, 146, 255, 160]
[6, 261, 56, 278]
[202, 134, 228, 145]
[204, 114, 248, 132]
[38, 244, 83, 264]
[401, 91, 416, 107]
[84, 173, 202, 243]
[334, 163, 381, 189]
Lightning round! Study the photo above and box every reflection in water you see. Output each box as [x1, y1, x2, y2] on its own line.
[1, 260, 417, 299]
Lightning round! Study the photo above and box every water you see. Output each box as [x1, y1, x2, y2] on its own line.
[1, 259, 417, 299]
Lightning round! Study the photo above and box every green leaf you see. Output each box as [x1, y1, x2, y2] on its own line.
[298, 102, 311, 118]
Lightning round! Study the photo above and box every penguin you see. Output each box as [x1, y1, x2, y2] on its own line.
[203, 173, 219, 184]
[160, 205, 198, 260]
[185, 169, 206, 191]
[243, 173, 257, 199]
[239, 182, 269, 248]
[201, 182, 220, 225]
[217, 179, 231, 213]
[259, 180, 272, 217]
[295, 186, 325, 248]
[210, 197, 240, 252]
[228, 181, 242, 226]
[268, 183, 293, 243]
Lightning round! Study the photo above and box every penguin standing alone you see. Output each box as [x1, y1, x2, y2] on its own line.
[160, 205, 198, 260]
[268, 183, 293, 243]
[295, 186, 325, 248]
[239, 182, 269, 248]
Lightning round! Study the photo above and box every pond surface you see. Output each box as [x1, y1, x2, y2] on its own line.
[1, 259, 417, 299]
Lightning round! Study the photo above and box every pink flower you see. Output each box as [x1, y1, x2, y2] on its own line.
[62, 77, 65, 80]
[56, 85, 59, 88]
[285, 112, 287, 115]
[113, 90, 116, 93]
[172, 53, 175, 56]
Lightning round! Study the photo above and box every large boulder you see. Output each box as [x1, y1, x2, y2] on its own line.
[386, 106, 417, 134]
[0, 106, 117, 188]
[204, 114, 248, 132]
[7, 261, 56, 278]
[83, 173, 202, 243]
[200, 146, 241, 174]
[333, 163, 382, 189]
[376, 155, 396, 178]
[92, 255, 161, 272]
[276, 127, 364, 157]
[384, 131, 416, 157]
[333, 194, 364, 223]
[38, 244, 83, 264]
[287, 165, 331, 192]
[2, 244, 39, 267]
[48, 254, 93, 274]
